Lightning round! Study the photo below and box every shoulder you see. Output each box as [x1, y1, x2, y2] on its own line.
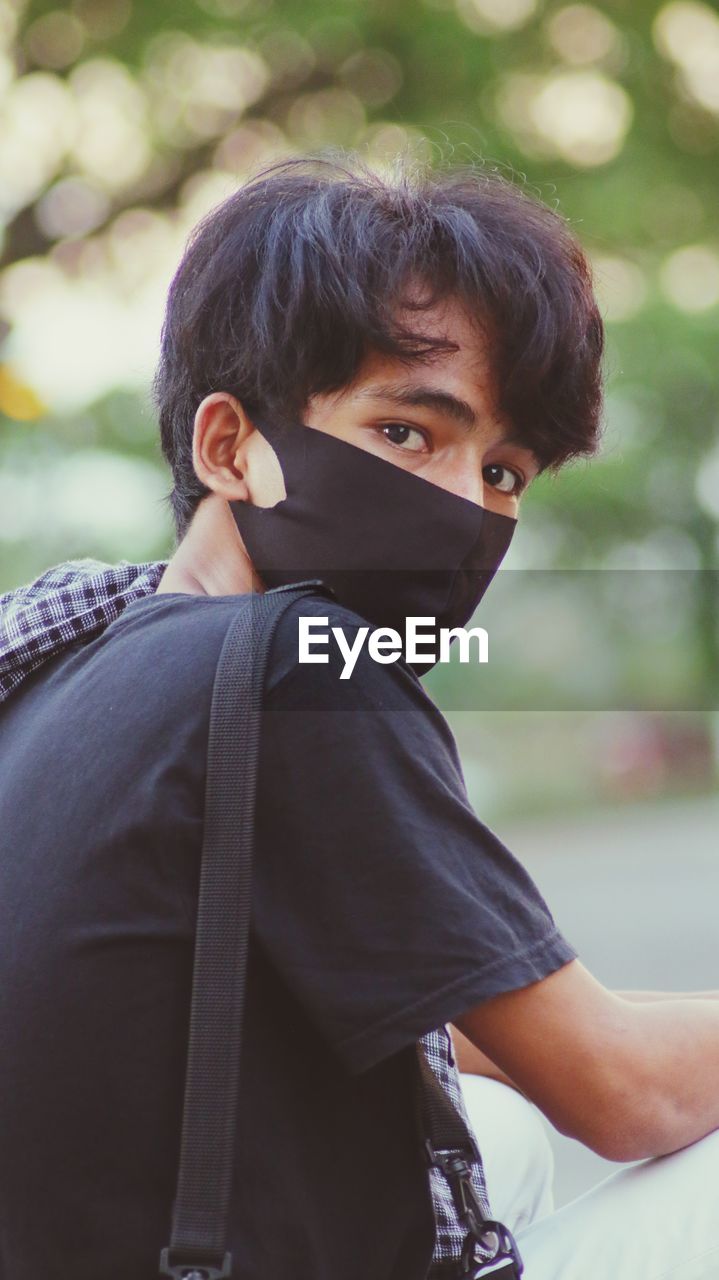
[99, 593, 246, 687]
[267, 592, 428, 707]
[264, 592, 463, 772]
[93, 590, 452, 744]
[21, 593, 253, 729]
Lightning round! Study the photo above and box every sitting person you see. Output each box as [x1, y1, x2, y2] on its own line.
[1, 156, 719, 1280]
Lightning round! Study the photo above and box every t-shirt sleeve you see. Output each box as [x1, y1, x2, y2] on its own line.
[253, 601, 576, 1075]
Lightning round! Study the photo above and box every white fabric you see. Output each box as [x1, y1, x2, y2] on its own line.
[459, 1075, 555, 1233]
[460, 1073, 719, 1279]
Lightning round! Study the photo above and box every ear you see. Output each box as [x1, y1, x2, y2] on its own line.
[192, 392, 253, 502]
[193, 393, 287, 509]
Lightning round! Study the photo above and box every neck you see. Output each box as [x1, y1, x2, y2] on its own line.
[157, 495, 263, 597]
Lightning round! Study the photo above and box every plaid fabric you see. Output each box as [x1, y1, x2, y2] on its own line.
[0, 559, 496, 1271]
[422, 1025, 495, 1269]
[0, 559, 166, 703]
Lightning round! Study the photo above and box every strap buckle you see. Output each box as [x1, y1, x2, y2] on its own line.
[158, 1247, 232, 1279]
[426, 1146, 524, 1278]
[425, 1145, 486, 1238]
[459, 1222, 523, 1278]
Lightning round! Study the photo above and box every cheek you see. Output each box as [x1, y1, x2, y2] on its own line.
[482, 487, 520, 517]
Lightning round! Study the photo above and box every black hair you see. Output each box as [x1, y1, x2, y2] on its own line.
[153, 155, 604, 537]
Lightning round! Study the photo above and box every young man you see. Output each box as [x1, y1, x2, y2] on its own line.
[2, 158, 719, 1280]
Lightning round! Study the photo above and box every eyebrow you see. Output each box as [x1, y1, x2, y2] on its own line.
[356, 382, 478, 431]
[355, 380, 539, 462]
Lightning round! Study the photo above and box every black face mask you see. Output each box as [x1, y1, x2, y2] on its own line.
[230, 416, 516, 668]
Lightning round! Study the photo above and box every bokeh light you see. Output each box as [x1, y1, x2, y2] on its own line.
[546, 5, 621, 67]
[654, 1, 719, 115]
[456, 0, 537, 35]
[72, 0, 132, 42]
[498, 68, 632, 165]
[287, 88, 365, 147]
[35, 177, 110, 240]
[0, 73, 76, 219]
[591, 254, 648, 323]
[24, 11, 86, 70]
[339, 48, 403, 108]
[69, 58, 151, 190]
[660, 244, 719, 312]
[530, 70, 632, 165]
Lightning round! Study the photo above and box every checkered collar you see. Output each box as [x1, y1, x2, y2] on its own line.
[0, 558, 166, 704]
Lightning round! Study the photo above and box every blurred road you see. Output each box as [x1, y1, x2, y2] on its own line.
[498, 793, 719, 1208]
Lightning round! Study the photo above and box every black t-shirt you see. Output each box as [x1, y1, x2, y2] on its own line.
[0, 593, 574, 1280]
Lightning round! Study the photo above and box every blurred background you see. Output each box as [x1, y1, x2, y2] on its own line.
[1, 0, 718, 1203]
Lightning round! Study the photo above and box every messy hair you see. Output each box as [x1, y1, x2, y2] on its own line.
[154, 155, 604, 537]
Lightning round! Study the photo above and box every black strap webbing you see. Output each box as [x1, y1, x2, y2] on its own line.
[417, 1042, 482, 1160]
[160, 583, 522, 1280]
[160, 584, 322, 1280]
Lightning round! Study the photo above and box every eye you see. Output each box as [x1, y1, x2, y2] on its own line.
[378, 422, 429, 453]
[482, 463, 524, 496]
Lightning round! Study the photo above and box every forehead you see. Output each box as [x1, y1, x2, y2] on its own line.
[345, 295, 497, 412]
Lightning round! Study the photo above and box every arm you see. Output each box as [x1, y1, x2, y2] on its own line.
[450, 1025, 522, 1091]
[452, 989, 719, 1084]
[454, 959, 719, 1162]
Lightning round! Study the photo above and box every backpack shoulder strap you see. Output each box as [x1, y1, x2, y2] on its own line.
[160, 583, 327, 1280]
